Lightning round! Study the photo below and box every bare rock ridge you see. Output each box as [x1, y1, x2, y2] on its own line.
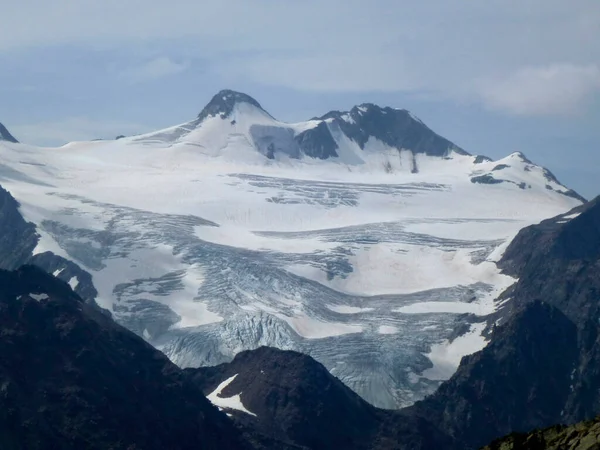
[186, 346, 451, 450]
[0, 121, 18, 143]
[0, 185, 97, 305]
[0, 264, 250, 450]
[316, 104, 469, 159]
[197, 89, 272, 123]
[148, 88, 473, 163]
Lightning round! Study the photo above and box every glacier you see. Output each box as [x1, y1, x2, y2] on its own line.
[0, 91, 583, 408]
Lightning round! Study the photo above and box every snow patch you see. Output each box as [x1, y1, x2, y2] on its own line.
[30, 293, 49, 302]
[562, 212, 581, 220]
[207, 374, 256, 417]
[378, 325, 399, 335]
[277, 312, 363, 339]
[422, 322, 488, 381]
[68, 276, 79, 290]
[327, 305, 374, 314]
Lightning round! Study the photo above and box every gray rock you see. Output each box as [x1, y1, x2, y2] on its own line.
[0, 122, 18, 143]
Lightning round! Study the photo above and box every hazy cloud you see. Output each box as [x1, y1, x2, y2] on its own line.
[1, 0, 599, 116]
[10, 117, 150, 146]
[477, 64, 600, 116]
[119, 57, 190, 83]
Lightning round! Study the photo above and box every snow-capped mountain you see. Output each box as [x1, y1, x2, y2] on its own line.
[0, 90, 584, 408]
[136, 89, 468, 163]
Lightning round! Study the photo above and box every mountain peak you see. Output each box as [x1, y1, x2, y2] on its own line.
[318, 102, 469, 157]
[197, 89, 268, 122]
[0, 121, 18, 143]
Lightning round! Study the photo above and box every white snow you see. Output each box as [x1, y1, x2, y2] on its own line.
[396, 301, 491, 316]
[196, 225, 337, 254]
[327, 305, 375, 314]
[0, 103, 582, 403]
[206, 374, 256, 416]
[378, 325, 399, 335]
[52, 268, 64, 276]
[422, 322, 488, 381]
[277, 312, 363, 339]
[562, 212, 581, 220]
[30, 293, 49, 302]
[68, 276, 79, 290]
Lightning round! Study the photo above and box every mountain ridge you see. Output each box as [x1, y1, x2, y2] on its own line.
[0, 121, 18, 143]
[0, 264, 250, 450]
[133, 88, 473, 164]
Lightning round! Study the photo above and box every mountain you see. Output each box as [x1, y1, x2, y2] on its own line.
[405, 196, 600, 447]
[0, 89, 584, 408]
[0, 264, 250, 450]
[183, 197, 600, 449]
[483, 416, 600, 450]
[0, 122, 18, 143]
[408, 300, 578, 447]
[135, 89, 467, 163]
[186, 346, 452, 450]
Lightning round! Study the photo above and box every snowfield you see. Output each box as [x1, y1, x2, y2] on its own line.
[0, 95, 582, 408]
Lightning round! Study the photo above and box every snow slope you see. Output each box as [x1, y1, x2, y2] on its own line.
[0, 91, 582, 408]
[207, 374, 256, 417]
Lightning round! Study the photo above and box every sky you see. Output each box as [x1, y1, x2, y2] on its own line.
[0, 0, 599, 199]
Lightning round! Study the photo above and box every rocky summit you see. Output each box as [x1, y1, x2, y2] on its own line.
[0, 121, 18, 143]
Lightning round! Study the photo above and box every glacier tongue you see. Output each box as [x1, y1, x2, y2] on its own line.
[0, 103, 583, 409]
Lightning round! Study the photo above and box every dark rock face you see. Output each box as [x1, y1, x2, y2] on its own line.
[474, 155, 493, 164]
[0, 122, 18, 143]
[401, 196, 600, 448]
[187, 347, 452, 450]
[197, 89, 269, 123]
[409, 301, 578, 448]
[497, 197, 600, 423]
[0, 185, 99, 307]
[499, 197, 600, 318]
[471, 174, 504, 184]
[493, 164, 511, 171]
[0, 265, 249, 450]
[29, 252, 99, 304]
[0, 186, 38, 269]
[483, 416, 600, 450]
[294, 122, 339, 159]
[319, 105, 468, 157]
[193, 90, 468, 161]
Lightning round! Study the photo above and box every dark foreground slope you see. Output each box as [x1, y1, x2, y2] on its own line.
[483, 415, 600, 450]
[187, 347, 452, 450]
[0, 265, 250, 450]
[407, 197, 600, 448]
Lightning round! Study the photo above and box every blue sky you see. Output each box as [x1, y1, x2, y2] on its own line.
[0, 0, 599, 199]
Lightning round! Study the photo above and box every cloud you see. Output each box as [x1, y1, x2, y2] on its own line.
[10, 117, 150, 146]
[119, 57, 190, 83]
[476, 64, 600, 116]
[1, 0, 599, 116]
